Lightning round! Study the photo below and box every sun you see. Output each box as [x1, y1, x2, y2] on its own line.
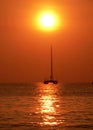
[41, 13, 55, 28]
[36, 11, 59, 31]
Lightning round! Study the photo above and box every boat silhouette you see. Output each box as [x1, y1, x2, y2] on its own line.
[43, 45, 58, 84]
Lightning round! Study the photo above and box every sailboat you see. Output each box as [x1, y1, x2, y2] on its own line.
[43, 45, 58, 84]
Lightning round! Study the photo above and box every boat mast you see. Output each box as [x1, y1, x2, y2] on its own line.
[50, 44, 53, 80]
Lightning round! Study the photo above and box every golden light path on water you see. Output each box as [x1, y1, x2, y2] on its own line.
[40, 95, 58, 126]
[38, 83, 64, 126]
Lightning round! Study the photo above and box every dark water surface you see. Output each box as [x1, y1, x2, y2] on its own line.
[0, 83, 93, 130]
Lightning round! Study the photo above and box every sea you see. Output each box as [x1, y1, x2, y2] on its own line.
[0, 82, 93, 130]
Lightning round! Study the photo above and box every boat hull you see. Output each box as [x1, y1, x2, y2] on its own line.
[44, 79, 58, 84]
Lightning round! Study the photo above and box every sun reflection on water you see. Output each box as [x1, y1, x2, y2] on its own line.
[40, 95, 57, 126]
[38, 83, 64, 126]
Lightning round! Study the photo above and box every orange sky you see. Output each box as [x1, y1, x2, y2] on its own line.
[0, 0, 93, 83]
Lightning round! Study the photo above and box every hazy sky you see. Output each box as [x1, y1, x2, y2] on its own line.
[0, 0, 93, 83]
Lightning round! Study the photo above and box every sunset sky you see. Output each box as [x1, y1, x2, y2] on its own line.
[0, 0, 93, 83]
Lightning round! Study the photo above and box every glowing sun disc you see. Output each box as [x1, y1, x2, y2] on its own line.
[41, 14, 55, 28]
[35, 11, 59, 31]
